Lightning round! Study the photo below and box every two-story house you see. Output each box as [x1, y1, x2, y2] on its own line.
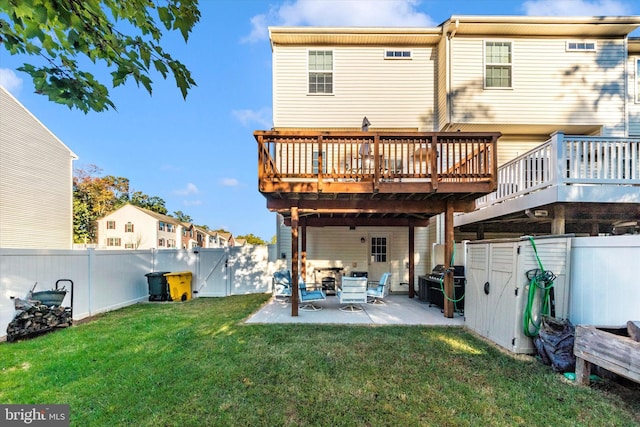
[0, 86, 78, 249]
[256, 15, 640, 316]
[97, 204, 182, 250]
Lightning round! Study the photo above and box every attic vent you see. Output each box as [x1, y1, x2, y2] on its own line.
[566, 41, 596, 51]
[385, 50, 412, 59]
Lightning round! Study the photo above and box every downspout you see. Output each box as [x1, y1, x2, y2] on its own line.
[445, 19, 459, 131]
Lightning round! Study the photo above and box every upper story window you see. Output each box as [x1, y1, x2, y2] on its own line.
[159, 221, 165, 231]
[385, 50, 411, 59]
[636, 59, 640, 103]
[125, 222, 134, 232]
[106, 221, 116, 230]
[167, 224, 174, 232]
[308, 50, 333, 94]
[485, 41, 512, 88]
[566, 41, 596, 51]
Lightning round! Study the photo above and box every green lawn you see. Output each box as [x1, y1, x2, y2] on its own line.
[1, 295, 638, 426]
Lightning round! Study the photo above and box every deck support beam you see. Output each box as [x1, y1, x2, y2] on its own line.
[408, 219, 415, 298]
[291, 207, 299, 317]
[444, 201, 455, 318]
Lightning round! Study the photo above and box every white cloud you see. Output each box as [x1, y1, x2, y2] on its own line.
[244, 0, 436, 42]
[182, 200, 203, 207]
[523, 0, 632, 16]
[0, 68, 23, 95]
[221, 178, 239, 187]
[173, 182, 199, 196]
[232, 108, 272, 128]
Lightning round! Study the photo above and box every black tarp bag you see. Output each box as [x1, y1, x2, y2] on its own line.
[533, 315, 576, 373]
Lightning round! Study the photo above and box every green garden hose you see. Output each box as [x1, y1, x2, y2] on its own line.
[438, 242, 465, 310]
[523, 237, 556, 337]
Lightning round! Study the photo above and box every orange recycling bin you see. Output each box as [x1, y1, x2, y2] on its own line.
[163, 271, 192, 301]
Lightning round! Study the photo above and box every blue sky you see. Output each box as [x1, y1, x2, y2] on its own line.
[1, 0, 639, 241]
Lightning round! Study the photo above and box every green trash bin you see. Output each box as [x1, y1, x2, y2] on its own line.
[145, 272, 171, 301]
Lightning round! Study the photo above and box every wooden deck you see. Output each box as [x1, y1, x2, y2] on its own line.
[455, 132, 640, 236]
[255, 130, 500, 224]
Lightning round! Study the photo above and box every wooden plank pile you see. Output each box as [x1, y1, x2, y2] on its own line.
[574, 321, 640, 386]
[6, 299, 72, 342]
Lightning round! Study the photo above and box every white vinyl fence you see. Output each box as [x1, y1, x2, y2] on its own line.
[569, 235, 640, 326]
[1, 246, 283, 340]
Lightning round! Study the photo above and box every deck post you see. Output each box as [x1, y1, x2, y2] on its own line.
[291, 207, 299, 317]
[444, 201, 454, 318]
[301, 217, 307, 283]
[552, 204, 565, 235]
[408, 219, 415, 298]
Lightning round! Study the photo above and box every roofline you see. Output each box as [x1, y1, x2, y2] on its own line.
[445, 15, 640, 26]
[0, 85, 78, 160]
[270, 15, 640, 46]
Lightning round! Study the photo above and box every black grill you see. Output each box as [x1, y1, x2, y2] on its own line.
[422, 265, 465, 311]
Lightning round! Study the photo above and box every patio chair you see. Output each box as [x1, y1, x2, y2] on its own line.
[298, 277, 326, 311]
[337, 276, 368, 312]
[367, 272, 391, 304]
[272, 270, 292, 302]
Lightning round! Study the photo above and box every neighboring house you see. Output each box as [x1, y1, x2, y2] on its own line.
[0, 85, 78, 249]
[257, 15, 640, 305]
[96, 204, 182, 250]
[206, 230, 234, 248]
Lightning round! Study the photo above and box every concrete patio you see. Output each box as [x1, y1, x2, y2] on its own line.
[245, 294, 465, 326]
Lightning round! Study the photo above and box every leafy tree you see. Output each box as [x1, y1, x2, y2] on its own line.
[74, 165, 129, 242]
[173, 210, 192, 222]
[73, 165, 166, 242]
[236, 233, 267, 246]
[0, 0, 200, 112]
[130, 191, 167, 214]
[270, 235, 277, 245]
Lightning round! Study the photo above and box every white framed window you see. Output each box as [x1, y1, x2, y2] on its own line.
[158, 221, 165, 231]
[370, 237, 387, 263]
[308, 50, 333, 94]
[636, 59, 640, 103]
[125, 222, 134, 232]
[106, 220, 116, 230]
[107, 238, 121, 247]
[124, 243, 135, 249]
[485, 41, 512, 88]
[158, 238, 165, 247]
[384, 49, 412, 59]
[566, 41, 596, 51]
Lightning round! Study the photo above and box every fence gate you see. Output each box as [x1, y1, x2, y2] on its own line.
[195, 248, 229, 297]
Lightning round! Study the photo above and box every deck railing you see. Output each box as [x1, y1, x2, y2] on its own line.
[255, 131, 499, 190]
[475, 132, 640, 208]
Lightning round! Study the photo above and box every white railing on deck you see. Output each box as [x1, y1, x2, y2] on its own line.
[476, 132, 640, 208]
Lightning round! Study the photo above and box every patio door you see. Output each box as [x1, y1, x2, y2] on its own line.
[368, 234, 390, 282]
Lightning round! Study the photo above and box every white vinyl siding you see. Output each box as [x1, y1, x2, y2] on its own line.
[450, 37, 627, 136]
[0, 87, 76, 249]
[273, 45, 436, 130]
[437, 36, 448, 130]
